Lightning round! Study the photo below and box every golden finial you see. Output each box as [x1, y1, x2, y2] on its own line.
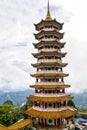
[46, 0, 52, 20]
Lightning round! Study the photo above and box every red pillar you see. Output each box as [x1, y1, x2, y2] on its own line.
[38, 118, 40, 125]
[45, 90, 47, 94]
[42, 102, 44, 108]
[63, 89, 65, 93]
[53, 78, 55, 82]
[41, 119, 44, 128]
[36, 78, 38, 82]
[45, 119, 46, 126]
[64, 101, 66, 106]
[35, 89, 38, 93]
[53, 103, 55, 108]
[66, 117, 69, 124]
[55, 88, 57, 94]
[45, 103, 47, 108]
[37, 68, 39, 72]
[55, 102, 58, 108]
[54, 119, 56, 126]
[43, 89, 44, 94]
[58, 102, 59, 108]
[61, 78, 64, 82]
[57, 118, 60, 128]
[55, 77, 56, 82]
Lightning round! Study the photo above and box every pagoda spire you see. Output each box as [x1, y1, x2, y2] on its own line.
[46, 0, 52, 20]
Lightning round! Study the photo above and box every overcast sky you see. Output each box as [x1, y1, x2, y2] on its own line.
[0, 0, 87, 93]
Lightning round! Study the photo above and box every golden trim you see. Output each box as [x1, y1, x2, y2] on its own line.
[25, 107, 77, 118]
[8, 119, 33, 130]
[30, 84, 70, 89]
[31, 72, 69, 77]
[27, 95, 73, 102]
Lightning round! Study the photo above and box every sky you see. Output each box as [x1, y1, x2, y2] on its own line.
[0, 0, 87, 93]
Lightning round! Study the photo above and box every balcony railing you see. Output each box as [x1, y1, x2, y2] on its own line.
[36, 70, 62, 74]
[39, 38, 59, 42]
[38, 48, 61, 53]
[33, 106, 67, 111]
[34, 93, 66, 97]
[37, 59, 62, 63]
[35, 82, 64, 85]
[42, 28, 55, 31]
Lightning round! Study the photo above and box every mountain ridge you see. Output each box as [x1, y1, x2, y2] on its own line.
[0, 89, 87, 107]
[0, 89, 34, 105]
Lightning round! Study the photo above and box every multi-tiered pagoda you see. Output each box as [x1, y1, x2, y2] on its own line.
[26, 0, 77, 129]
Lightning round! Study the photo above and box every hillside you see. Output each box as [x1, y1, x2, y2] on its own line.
[72, 92, 87, 108]
[0, 90, 87, 107]
[0, 89, 34, 105]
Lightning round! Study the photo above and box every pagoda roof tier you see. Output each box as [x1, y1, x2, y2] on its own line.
[0, 124, 9, 130]
[33, 40, 66, 49]
[31, 60, 68, 68]
[34, 30, 64, 40]
[32, 49, 67, 58]
[34, 19, 64, 31]
[30, 83, 70, 89]
[25, 107, 77, 119]
[31, 71, 69, 77]
[8, 119, 33, 130]
[33, 65, 66, 69]
[27, 95, 73, 102]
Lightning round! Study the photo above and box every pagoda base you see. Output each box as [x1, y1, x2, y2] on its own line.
[25, 107, 77, 129]
[33, 118, 70, 129]
[33, 124, 69, 130]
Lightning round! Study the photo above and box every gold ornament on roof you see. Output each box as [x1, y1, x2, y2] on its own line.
[46, 0, 52, 20]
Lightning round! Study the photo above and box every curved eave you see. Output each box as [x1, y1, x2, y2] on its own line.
[30, 84, 70, 89]
[25, 107, 77, 119]
[31, 62, 68, 68]
[78, 112, 87, 115]
[32, 52, 67, 58]
[34, 19, 64, 31]
[0, 124, 9, 130]
[34, 30, 64, 39]
[30, 73, 69, 77]
[8, 119, 33, 130]
[33, 40, 66, 49]
[27, 95, 73, 102]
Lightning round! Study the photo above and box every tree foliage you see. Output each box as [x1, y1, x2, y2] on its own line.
[0, 100, 25, 126]
[3, 100, 13, 106]
[67, 100, 75, 107]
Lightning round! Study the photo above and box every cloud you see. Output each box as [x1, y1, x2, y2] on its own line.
[0, 0, 87, 93]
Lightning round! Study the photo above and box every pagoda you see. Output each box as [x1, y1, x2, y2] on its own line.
[26, 0, 77, 129]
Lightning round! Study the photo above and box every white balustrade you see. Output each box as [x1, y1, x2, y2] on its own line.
[35, 82, 64, 85]
[42, 28, 55, 31]
[34, 93, 66, 97]
[38, 48, 55, 52]
[36, 70, 62, 74]
[38, 48, 61, 53]
[33, 106, 67, 111]
[39, 38, 57, 42]
[37, 59, 62, 63]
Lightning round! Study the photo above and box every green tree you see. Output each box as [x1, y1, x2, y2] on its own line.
[0, 102, 25, 126]
[0, 104, 15, 126]
[3, 100, 13, 106]
[67, 100, 75, 107]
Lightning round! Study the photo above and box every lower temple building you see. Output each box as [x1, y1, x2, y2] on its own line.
[25, 0, 77, 129]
